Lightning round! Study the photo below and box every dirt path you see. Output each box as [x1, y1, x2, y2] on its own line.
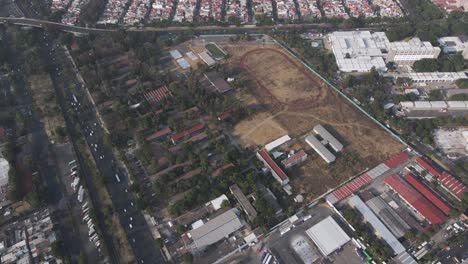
[285, 110, 377, 131]
[240, 109, 287, 139]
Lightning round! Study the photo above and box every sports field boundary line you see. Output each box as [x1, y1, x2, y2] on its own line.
[269, 37, 408, 146]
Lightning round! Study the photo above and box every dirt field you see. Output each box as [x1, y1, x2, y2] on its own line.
[240, 48, 323, 107]
[223, 43, 404, 200]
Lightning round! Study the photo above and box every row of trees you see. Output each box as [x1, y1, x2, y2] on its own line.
[413, 53, 467, 73]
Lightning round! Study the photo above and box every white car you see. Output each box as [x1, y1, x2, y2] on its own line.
[129, 224, 133, 229]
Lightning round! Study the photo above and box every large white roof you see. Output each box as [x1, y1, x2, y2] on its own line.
[305, 216, 350, 256]
[328, 31, 389, 72]
[265, 135, 291, 152]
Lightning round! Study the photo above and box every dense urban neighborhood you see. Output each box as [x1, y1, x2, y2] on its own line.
[0, 0, 467, 264]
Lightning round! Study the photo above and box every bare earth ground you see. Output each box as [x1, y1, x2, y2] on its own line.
[223, 43, 404, 200]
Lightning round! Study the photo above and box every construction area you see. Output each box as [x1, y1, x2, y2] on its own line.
[219, 39, 404, 200]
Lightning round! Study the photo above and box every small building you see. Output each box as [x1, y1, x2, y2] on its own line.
[313, 125, 343, 152]
[229, 184, 257, 220]
[169, 50, 183, 60]
[198, 51, 216, 66]
[170, 123, 205, 144]
[204, 72, 232, 93]
[205, 194, 229, 211]
[144, 85, 172, 105]
[265, 135, 291, 152]
[188, 208, 243, 250]
[176, 58, 190, 69]
[257, 183, 283, 216]
[281, 149, 307, 169]
[256, 150, 289, 185]
[438, 36, 468, 59]
[305, 216, 350, 256]
[145, 127, 172, 142]
[305, 135, 336, 163]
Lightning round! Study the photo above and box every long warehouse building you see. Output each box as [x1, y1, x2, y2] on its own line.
[348, 195, 406, 255]
[313, 125, 343, 152]
[384, 174, 447, 224]
[305, 135, 336, 163]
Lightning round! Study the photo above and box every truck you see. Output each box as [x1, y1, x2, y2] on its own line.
[77, 186, 84, 203]
[71, 178, 80, 192]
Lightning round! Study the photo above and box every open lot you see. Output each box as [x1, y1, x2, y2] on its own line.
[223, 43, 404, 200]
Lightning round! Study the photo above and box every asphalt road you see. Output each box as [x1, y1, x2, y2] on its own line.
[36, 31, 165, 264]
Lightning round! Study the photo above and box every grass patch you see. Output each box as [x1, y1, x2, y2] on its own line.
[205, 43, 226, 59]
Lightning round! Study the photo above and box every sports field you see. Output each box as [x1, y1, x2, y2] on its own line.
[222, 43, 404, 200]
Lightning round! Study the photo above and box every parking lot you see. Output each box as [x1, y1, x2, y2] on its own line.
[263, 204, 363, 264]
[52, 143, 103, 262]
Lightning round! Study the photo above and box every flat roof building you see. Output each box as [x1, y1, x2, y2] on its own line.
[265, 135, 291, 152]
[366, 196, 411, 238]
[387, 38, 441, 65]
[188, 208, 243, 250]
[204, 72, 232, 93]
[281, 149, 307, 169]
[328, 31, 389, 72]
[348, 195, 406, 254]
[438, 37, 468, 59]
[313, 125, 343, 152]
[384, 174, 447, 224]
[229, 184, 257, 220]
[198, 51, 216, 66]
[257, 149, 289, 185]
[305, 135, 336, 163]
[401, 72, 467, 83]
[305, 216, 350, 256]
[403, 173, 451, 215]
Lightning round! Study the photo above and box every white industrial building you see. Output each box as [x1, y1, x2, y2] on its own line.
[399, 101, 468, 111]
[305, 135, 336, 163]
[313, 125, 343, 152]
[402, 72, 467, 83]
[188, 208, 243, 250]
[305, 216, 350, 256]
[265, 135, 291, 152]
[387, 38, 441, 65]
[328, 31, 390, 72]
[438, 36, 468, 59]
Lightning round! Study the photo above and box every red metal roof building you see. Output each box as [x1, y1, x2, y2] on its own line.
[384, 174, 447, 224]
[329, 174, 372, 201]
[415, 157, 466, 199]
[383, 152, 410, 169]
[281, 149, 307, 169]
[257, 149, 289, 186]
[439, 172, 467, 199]
[403, 173, 451, 215]
[146, 127, 172, 142]
[415, 157, 442, 177]
[170, 123, 205, 144]
[144, 85, 172, 105]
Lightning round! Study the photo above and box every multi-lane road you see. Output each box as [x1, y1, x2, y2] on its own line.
[38, 35, 165, 263]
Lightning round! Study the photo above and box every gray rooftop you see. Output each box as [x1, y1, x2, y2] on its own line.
[305, 135, 336, 163]
[229, 184, 257, 220]
[189, 208, 243, 249]
[313, 125, 343, 152]
[348, 195, 406, 254]
[305, 216, 350, 256]
[366, 196, 410, 238]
